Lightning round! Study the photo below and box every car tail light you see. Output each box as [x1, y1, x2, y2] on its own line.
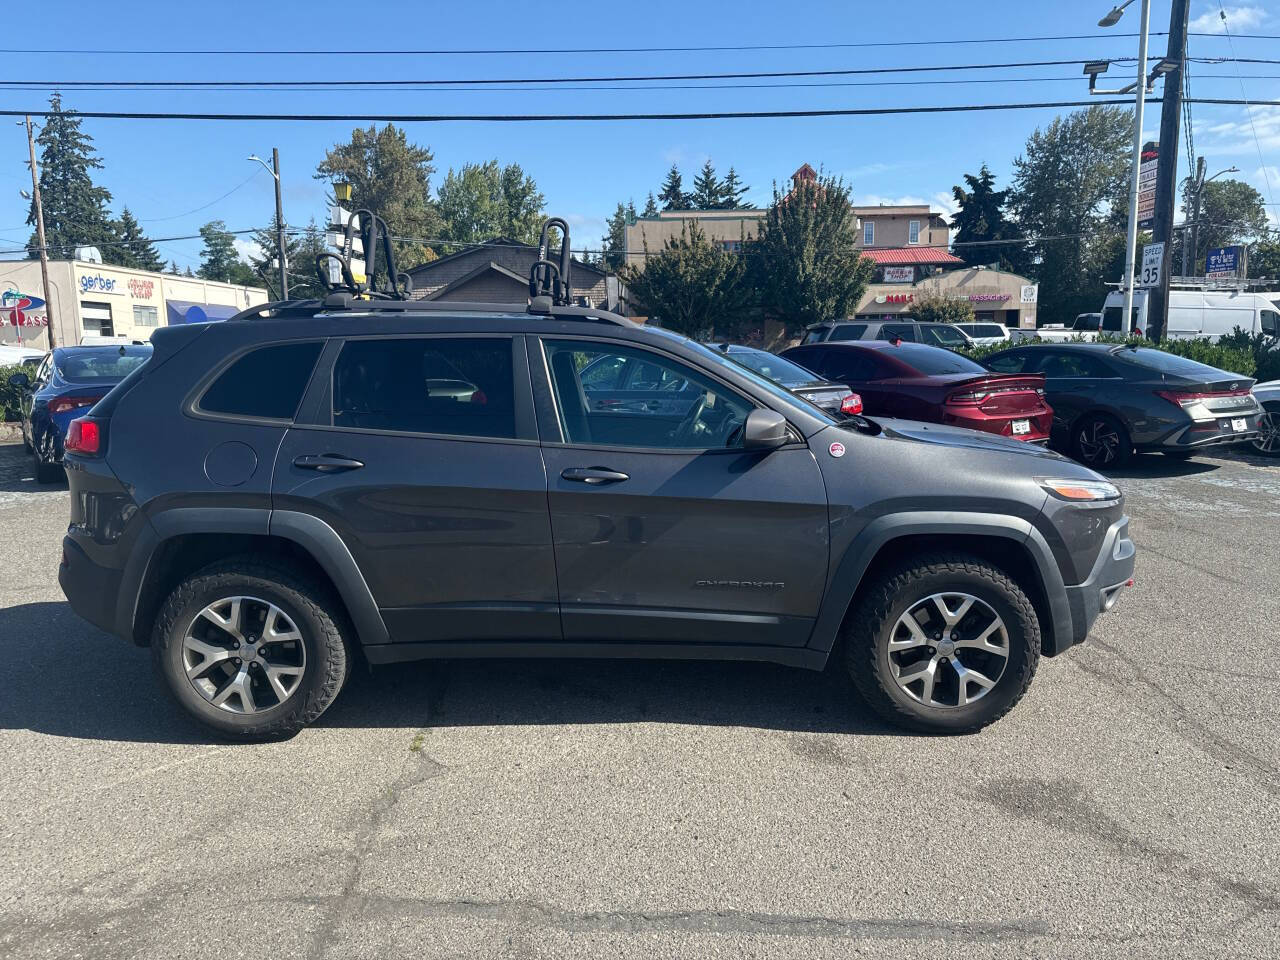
[1155, 388, 1251, 408]
[946, 389, 990, 405]
[840, 393, 864, 416]
[65, 418, 101, 456]
[48, 395, 99, 416]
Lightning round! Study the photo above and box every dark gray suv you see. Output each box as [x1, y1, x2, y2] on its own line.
[58, 296, 1135, 739]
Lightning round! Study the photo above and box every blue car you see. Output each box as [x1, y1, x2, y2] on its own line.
[9, 344, 152, 482]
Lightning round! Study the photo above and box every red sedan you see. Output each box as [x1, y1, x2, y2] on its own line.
[781, 340, 1052, 442]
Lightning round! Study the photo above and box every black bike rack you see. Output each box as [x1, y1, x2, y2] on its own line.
[528, 217, 572, 306]
[315, 207, 412, 301]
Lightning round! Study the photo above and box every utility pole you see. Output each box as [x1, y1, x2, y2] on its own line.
[23, 115, 56, 349]
[1147, 0, 1191, 341]
[1119, 0, 1151, 338]
[1182, 157, 1206, 277]
[272, 148, 288, 300]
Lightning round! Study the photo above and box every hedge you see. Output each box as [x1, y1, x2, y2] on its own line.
[957, 332, 1263, 379]
[0, 364, 30, 423]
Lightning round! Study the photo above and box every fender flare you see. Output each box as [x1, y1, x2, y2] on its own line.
[117, 507, 389, 647]
[807, 511, 1072, 660]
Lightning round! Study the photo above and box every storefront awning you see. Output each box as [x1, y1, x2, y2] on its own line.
[166, 300, 242, 324]
[861, 248, 966, 266]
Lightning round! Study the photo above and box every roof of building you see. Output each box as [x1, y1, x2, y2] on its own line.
[404, 237, 609, 279]
[861, 248, 966, 266]
[421, 261, 529, 301]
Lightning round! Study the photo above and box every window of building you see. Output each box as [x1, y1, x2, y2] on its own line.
[132, 304, 159, 328]
[332, 337, 516, 439]
[544, 340, 752, 450]
[200, 342, 323, 421]
[863, 221, 875, 246]
[720, 240, 742, 254]
[908, 220, 921, 245]
[80, 301, 113, 336]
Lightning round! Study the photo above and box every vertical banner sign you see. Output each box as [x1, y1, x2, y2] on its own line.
[1139, 242, 1165, 288]
[1137, 141, 1159, 229]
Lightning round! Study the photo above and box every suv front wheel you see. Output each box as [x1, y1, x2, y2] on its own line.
[844, 554, 1041, 734]
[151, 559, 350, 740]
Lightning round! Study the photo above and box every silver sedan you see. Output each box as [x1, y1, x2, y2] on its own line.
[1252, 380, 1280, 457]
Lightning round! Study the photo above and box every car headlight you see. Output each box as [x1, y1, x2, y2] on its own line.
[1037, 477, 1121, 502]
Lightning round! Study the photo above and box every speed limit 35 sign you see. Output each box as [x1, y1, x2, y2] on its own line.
[1139, 242, 1165, 288]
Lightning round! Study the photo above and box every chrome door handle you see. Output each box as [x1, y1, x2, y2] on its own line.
[293, 454, 365, 473]
[561, 467, 630, 485]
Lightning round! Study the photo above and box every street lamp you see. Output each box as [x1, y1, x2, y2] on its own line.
[248, 150, 288, 300]
[1091, 0, 1151, 336]
[1183, 164, 1240, 275]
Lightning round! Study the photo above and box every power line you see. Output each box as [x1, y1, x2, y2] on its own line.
[1217, 3, 1276, 212]
[137, 169, 265, 222]
[0, 97, 1275, 124]
[0, 32, 1276, 56]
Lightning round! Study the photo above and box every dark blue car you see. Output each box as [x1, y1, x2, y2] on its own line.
[9, 344, 152, 482]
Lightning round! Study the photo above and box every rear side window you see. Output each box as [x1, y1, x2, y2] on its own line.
[986, 351, 1035, 374]
[802, 328, 830, 344]
[199, 342, 322, 420]
[878, 324, 917, 342]
[1261, 310, 1279, 337]
[828, 324, 868, 342]
[333, 337, 515, 439]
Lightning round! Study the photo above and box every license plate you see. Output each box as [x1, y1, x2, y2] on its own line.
[1232, 418, 1248, 432]
[1011, 419, 1031, 436]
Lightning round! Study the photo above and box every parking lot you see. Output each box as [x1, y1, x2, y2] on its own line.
[0, 437, 1277, 959]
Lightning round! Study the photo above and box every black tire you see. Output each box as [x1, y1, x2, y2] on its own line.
[1072, 412, 1131, 469]
[32, 446, 61, 484]
[843, 554, 1041, 734]
[151, 558, 350, 741]
[1252, 403, 1280, 458]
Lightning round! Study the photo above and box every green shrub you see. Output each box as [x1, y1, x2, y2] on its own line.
[0, 364, 32, 423]
[957, 334, 1257, 378]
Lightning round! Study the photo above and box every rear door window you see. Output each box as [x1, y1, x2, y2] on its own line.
[986, 351, 1036, 374]
[332, 337, 516, 439]
[1039, 352, 1116, 379]
[199, 342, 323, 421]
[878, 324, 917, 342]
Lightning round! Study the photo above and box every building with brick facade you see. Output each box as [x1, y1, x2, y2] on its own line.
[404, 238, 617, 310]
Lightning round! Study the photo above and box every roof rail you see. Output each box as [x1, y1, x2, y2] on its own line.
[229, 296, 633, 327]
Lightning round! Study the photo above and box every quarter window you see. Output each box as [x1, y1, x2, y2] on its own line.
[200, 342, 322, 421]
[332, 337, 516, 438]
[544, 340, 752, 450]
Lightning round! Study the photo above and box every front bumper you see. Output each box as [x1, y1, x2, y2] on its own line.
[1061, 515, 1136, 649]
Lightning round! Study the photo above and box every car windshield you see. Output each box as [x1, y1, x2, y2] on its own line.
[892, 343, 988, 375]
[647, 329, 837, 425]
[1075, 315, 1101, 331]
[721, 347, 824, 387]
[56, 347, 152, 382]
[1116, 346, 1233, 379]
[920, 325, 969, 347]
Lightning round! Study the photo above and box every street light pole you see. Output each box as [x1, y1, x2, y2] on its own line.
[23, 116, 56, 349]
[1186, 163, 1239, 277]
[248, 150, 288, 300]
[1119, 0, 1151, 335]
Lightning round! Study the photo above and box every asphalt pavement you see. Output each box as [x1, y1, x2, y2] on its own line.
[0, 439, 1277, 959]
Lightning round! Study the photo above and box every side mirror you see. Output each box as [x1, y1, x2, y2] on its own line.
[7, 372, 30, 389]
[742, 408, 789, 451]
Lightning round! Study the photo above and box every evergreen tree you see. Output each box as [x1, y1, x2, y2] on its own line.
[950, 164, 1014, 268]
[26, 93, 119, 263]
[166, 260, 181, 275]
[113, 208, 164, 272]
[197, 220, 254, 284]
[642, 192, 659, 218]
[601, 200, 637, 272]
[291, 221, 331, 299]
[692, 160, 723, 210]
[719, 167, 752, 209]
[658, 165, 688, 211]
[247, 214, 303, 298]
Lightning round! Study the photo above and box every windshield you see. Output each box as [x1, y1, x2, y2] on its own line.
[1116, 346, 1235, 379]
[1074, 314, 1101, 331]
[648, 329, 837, 425]
[892, 343, 988, 375]
[56, 347, 152, 382]
[722, 347, 824, 387]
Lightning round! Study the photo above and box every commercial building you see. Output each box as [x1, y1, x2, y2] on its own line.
[0, 258, 268, 349]
[855, 265, 1039, 328]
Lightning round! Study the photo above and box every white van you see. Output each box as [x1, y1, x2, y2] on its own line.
[1101, 289, 1280, 341]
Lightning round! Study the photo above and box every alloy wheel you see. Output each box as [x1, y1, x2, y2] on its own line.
[1077, 419, 1122, 465]
[1253, 410, 1280, 456]
[886, 592, 1010, 708]
[182, 596, 306, 714]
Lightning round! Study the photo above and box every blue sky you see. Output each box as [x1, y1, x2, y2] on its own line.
[1, 0, 1276, 270]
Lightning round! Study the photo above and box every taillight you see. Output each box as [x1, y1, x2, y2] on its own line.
[1155, 388, 1251, 408]
[65, 418, 101, 456]
[48, 395, 99, 416]
[840, 393, 864, 416]
[947, 390, 989, 405]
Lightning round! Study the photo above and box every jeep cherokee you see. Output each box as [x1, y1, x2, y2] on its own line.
[58, 295, 1135, 739]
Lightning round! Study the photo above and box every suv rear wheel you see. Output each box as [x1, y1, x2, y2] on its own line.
[151, 559, 350, 740]
[844, 554, 1041, 734]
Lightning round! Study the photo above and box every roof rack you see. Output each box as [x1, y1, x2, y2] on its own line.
[528, 217, 573, 306]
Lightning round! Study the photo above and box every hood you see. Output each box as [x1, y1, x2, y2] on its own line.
[867, 417, 1072, 461]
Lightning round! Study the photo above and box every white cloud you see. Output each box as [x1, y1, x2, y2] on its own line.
[1198, 105, 1280, 155]
[561, 212, 607, 246]
[854, 191, 959, 218]
[234, 237, 263, 263]
[1189, 4, 1268, 33]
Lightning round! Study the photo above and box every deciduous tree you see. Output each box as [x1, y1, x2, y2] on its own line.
[436, 160, 546, 245]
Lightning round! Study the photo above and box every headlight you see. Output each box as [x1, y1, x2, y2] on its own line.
[1037, 477, 1121, 502]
